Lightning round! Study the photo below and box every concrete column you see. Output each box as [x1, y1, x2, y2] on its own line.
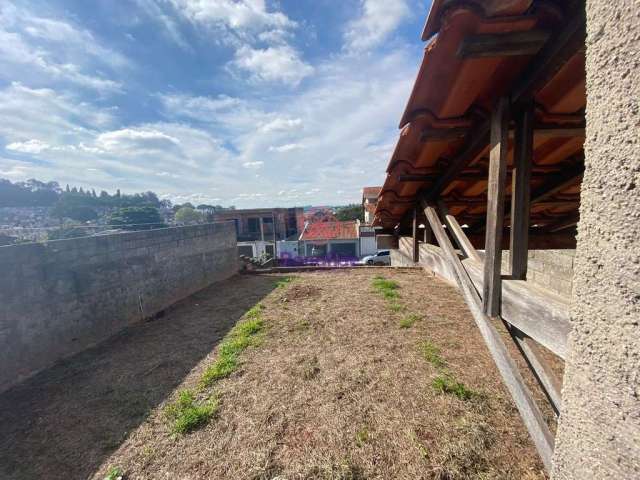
[552, 1, 640, 478]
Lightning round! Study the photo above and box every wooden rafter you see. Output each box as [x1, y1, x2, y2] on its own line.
[457, 30, 551, 59]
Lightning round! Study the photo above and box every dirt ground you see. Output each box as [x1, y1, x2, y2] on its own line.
[1, 269, 560, 480]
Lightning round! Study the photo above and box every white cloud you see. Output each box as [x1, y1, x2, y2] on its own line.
[0, 3, 128, 92]
[0, 82, 114, 145]
[96, 129, 181, 152]
[159, 93, 242, 120]
[344, 0, 410, 51]
[230, 45, 313, 86]
[268, 142, 305, 153]
[260, 117, 302, 133]
[6, 139, 51, 154]
[168, 0, 295, 33]
[242, 161, 264, 168]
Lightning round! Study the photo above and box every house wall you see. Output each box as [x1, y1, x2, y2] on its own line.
[0, 223, 238, 393]
[552, 1, 640, 477]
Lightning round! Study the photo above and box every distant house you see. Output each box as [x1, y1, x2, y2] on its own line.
[298, 220, 359, 259]
[212, 207, 304, 258]
[362, 186, 381, 225]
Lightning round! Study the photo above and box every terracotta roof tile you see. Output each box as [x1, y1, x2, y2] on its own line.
[374, 0, 585, 234]
[362, 186, 382, 197]
[300, 221, 358, 241]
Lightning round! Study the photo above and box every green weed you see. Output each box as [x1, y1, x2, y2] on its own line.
[165, 390, 219, 434]
[199, 305, 265, 388]
[355, 428, 369, 447]
[371, 277, 399, 299]
[420, 341, 445, 368]
[105, 466, 124, 480]
[432, 375, 476, 401]
[400, 313, 422, 328]
[275, 276, 294, 288]
[388, 302, 406, 313]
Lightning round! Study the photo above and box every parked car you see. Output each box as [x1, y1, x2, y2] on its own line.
[361, 250, 391, 266]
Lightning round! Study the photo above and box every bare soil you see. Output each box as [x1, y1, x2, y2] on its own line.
[1, 269, 560, 480]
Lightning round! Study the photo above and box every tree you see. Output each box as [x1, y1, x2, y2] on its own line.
[109, 206, 165, 230]
[51, 200, 98, 222]
[175, 206, 204, 224]
[335, 204, 364, 222]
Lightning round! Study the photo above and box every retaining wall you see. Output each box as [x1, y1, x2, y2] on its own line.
[394, 237, 574, 298]
[0, 222, 238, 393]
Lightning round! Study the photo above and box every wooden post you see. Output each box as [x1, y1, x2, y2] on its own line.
[510, 103, 534, 279]
[272, 212, 278, 264]
[412, 206, 419, 263]
[422, 202, 555, 471]
[483, 97, 510, 316]
[423, 221, 432, 244]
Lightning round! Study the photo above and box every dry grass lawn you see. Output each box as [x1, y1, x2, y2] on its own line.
[89, 269, 556, 479]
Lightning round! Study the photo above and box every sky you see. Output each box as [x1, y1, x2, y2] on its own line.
[0, 0, 430, 207]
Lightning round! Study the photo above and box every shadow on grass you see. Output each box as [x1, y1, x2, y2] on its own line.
[0, 274, 279, 480]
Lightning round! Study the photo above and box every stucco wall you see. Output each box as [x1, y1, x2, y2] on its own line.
[0, 223, 238, 393]
[552, 1, 640, 478]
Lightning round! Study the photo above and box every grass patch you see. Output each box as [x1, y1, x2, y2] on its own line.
[432, 375, 476, 401]
[104, 466, 124, 480]
[275, 276, 294, 288]
[388, 301, 406, 313]
[371, 276, 399, 299]
[399, 313, 422, 328]
[199, 304, 265, 388]
[355, 428, 369, 447]
[165, 390, 219, 434]
[420, 340, 445, 368]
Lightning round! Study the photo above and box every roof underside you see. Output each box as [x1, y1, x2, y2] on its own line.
[374, 0, 586, 241]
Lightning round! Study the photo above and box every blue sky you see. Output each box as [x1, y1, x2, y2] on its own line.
[0, 0, 429, 207]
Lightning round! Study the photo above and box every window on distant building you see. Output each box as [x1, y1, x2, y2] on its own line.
[247, 217, 259, 233]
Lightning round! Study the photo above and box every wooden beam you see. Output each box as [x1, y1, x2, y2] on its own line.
[458, 30, 550, 59]
[483, 97, 510, 316]
[437, 199, 482, 263]
[510, 103, 534, 280]
[412, 206, 419, 263]
[466, 230, 577, 250]
[420, 127, 468, 142]
[531, 164, 585, 204]
[422, 121, 491, 203]
[548, 214, 580, 233]
[533, 126, 585, 138]
[508, 325, 563, 416]
[511, 10, 586, 103]
[421, 205, 555, 471]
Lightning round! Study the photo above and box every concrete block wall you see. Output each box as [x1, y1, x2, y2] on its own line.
[502, 249, 576, 298]
[0, 222, 238, 393]
[395, 237, 575, 298]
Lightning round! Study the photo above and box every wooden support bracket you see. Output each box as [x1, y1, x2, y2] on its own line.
[507, 324, 563, 416]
